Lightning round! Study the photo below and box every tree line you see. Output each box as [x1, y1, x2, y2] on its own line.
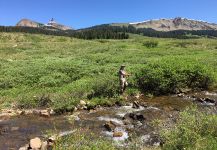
[1, 25, 217, 39]
[88, 24, 217, 39]
[0, 26, 129, 40]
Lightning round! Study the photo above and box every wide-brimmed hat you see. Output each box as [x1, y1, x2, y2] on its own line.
[121, 64, 126, 67]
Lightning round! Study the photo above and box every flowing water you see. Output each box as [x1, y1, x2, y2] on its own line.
[0, 115, 73, 150]
[0, 91, 216, 149]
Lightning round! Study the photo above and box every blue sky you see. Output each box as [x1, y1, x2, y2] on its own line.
[0, 0, 216, 29]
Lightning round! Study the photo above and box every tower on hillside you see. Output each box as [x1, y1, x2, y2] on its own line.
[47, 18, 57, 25]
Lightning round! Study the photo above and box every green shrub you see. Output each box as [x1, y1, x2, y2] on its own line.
[0, 78, 13, 89]
[87, 97, 121, 109]
[143, 41, 158, 48]
[38, 72, 71, 87]
[16, 96, 37, 109]
[66, 75, 119, 100]
[136, 59, 215, 95]
[161, 106, 217, 150]
[87, 75, 119, 99]
[16, 94, 52, 109]
[126, 87, 140, 96]
[51, 95, 78, 114]
[37, 94, 52, 107]
[174, 41, 198, 48]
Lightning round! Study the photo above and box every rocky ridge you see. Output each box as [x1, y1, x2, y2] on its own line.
[112, 17, 217, 31]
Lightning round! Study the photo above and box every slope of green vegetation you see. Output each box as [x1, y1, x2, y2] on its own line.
[161, 106, 217, 150]
[0, 32, 217, 110]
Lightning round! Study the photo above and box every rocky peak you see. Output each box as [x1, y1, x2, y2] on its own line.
[173, 17, 183, 26]
[16, 19, 43, 28]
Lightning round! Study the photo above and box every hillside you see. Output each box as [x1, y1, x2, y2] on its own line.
[112, 17, 217, 31]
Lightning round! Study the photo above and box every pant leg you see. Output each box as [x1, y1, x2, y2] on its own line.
[123, 80, 128, 92]
[120, 79, 125, 93]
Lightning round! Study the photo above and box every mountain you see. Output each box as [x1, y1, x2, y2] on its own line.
[111, 17, 217, 31]
[16, 19, 44, 28]
[16, 18, 73, 30]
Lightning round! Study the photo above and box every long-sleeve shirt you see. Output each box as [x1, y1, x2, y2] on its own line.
[119, 69, 127, 80]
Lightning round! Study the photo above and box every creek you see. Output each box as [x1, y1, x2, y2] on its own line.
[0, 91, 216, 150]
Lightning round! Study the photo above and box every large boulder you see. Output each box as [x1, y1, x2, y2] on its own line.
[80, 100, 87, 106]
[32, 110, 41, 115]
[30, 137, 42, 149]
[132, 101, 140, 109]
[113, 132, 123, 137]
[141, 134, 163, 147]
[194, 97, 204, 103]
[179, 88, 191, 94]
[128, 113, 146, 121]
[16, 110, 25, 115]
[204, 98, 216, 104]
[104, 121, 116, 131]
[40, 110, 50, 117]
[78, 100, 87, 110]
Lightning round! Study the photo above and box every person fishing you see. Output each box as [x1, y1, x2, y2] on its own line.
[119, 65, 131, 94]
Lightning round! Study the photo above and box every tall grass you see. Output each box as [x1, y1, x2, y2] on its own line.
[161, 106, 217, 150]
[55, 129, 117, 150]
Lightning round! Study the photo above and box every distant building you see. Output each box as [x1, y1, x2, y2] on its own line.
[45, 18, 57, 26]
[45, 18, 73, 30]
[48, 18, 57, 25]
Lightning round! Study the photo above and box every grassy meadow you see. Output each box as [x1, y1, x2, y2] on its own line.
[0, 32, 217, 110]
